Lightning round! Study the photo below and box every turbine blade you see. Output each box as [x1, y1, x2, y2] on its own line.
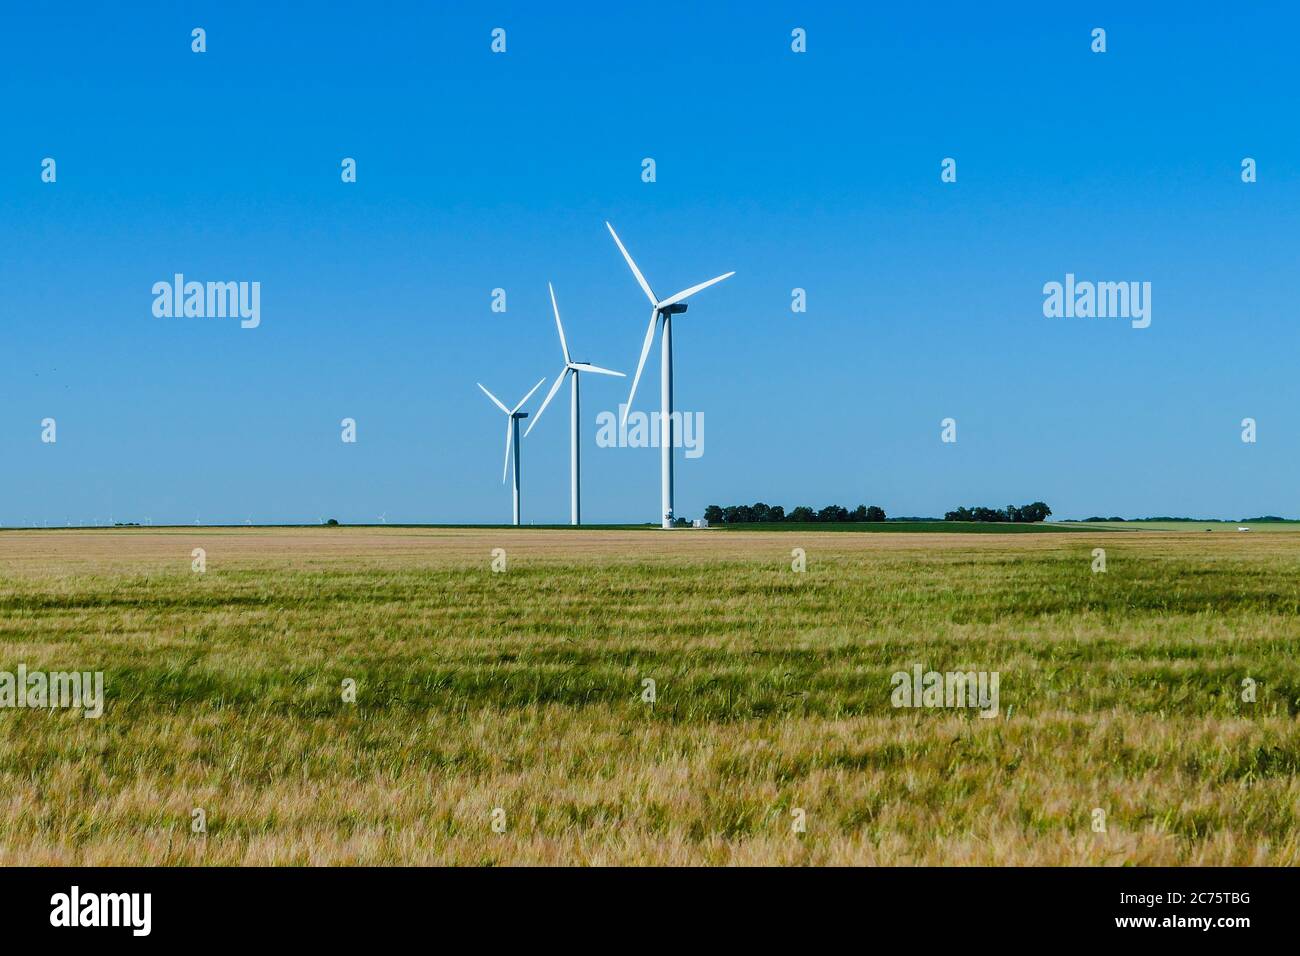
[525, 369, 568, 437]
[606, 221, 657, 306]
[478, 383, 509, 415]
[510, 377, 547, 414]
[622, 307, 659, 426]
[657, 271, 735, 310]
[548, 282, 571, 365]
[502, 419, 513, 484]
[569, 362, 625, 377]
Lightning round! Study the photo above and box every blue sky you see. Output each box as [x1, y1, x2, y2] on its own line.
[1, 2, 1296, 525]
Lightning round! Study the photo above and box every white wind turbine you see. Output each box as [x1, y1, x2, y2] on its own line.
[478, 378, 546, 526]
[524, 282, 625, 526]
[606, 221, 734, 528]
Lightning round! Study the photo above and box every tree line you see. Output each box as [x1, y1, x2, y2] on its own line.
[703, 503, 887, 524]
[701, 500, 1052, 525]
[943, 502, 1052, 523]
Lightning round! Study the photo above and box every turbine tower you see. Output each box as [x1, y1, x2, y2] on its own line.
[525, 283, 625, 526]
[606, 221, 734, 528]
[477, 378, 545, 525]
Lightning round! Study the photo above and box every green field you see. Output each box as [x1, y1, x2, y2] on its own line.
[1, 526, 1297, 865]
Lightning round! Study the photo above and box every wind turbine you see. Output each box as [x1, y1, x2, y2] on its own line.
[524, 283, 624, 525]
[478, 378, 546, 526]
[606, 221, 734, 528]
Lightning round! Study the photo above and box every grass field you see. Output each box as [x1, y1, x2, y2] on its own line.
[1, 526, 1298, 865]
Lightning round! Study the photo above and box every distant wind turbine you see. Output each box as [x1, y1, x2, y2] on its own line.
[525, 283, 624, 525]
[606, 221, 734, 528]
[478, 378, 546, 526]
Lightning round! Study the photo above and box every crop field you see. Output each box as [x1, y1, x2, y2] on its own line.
[1, 526, 1298, 865]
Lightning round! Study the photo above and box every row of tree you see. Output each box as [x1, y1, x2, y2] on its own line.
[943, 502, 1052, 523]
[703, 503, 887, 524]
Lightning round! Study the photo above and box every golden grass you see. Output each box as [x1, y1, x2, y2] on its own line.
[1, 527, 1297, 865]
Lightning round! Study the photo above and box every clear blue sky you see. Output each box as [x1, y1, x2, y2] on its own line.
[1, 2, 1296, 525]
